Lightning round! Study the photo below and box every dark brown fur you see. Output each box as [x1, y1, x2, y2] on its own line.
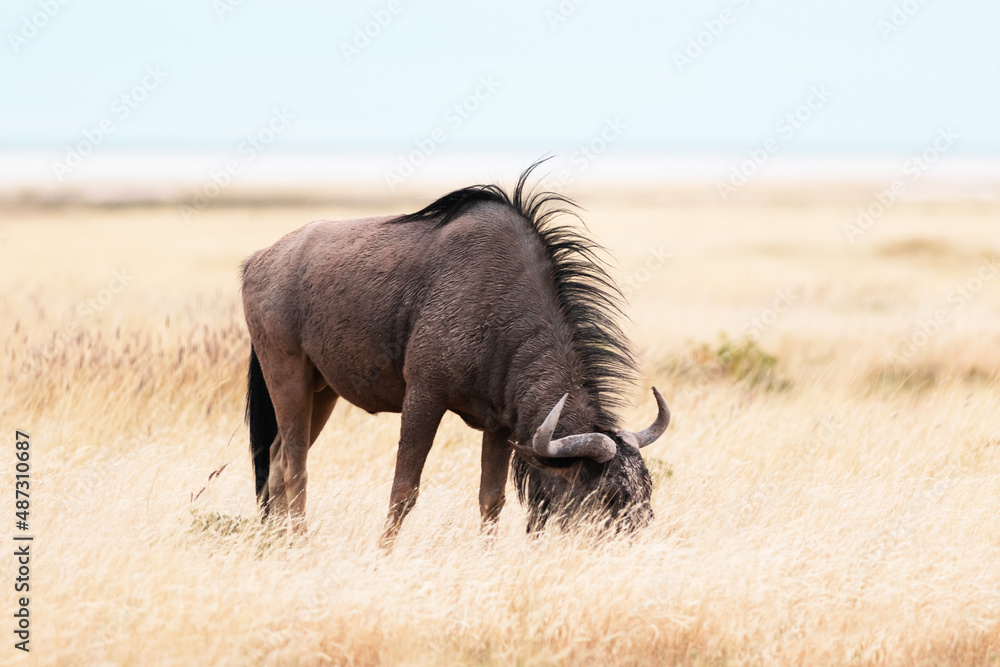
[242, 163, 660, 544]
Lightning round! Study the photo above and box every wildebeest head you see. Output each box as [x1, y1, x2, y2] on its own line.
[512, 387, 670, 532]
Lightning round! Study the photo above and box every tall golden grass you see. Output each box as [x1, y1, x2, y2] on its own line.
[2, 189, 1000, 665]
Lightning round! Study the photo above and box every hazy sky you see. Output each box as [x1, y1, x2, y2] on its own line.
[2, 0, 998, 155]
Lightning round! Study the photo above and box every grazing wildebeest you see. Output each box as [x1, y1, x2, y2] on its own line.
[242, 163, 670, 546]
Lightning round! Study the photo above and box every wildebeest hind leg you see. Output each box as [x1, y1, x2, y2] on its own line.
[266, 433, 288, 516]
[309, 386, 338, 448]
[265, 382, 336, 522]
[260, 352, 315, 532]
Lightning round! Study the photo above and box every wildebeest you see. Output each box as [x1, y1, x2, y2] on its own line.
[242, 163, 669, 546]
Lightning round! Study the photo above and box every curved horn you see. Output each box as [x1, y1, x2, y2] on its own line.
[539, 433, 617, 463]
[531, 393, 568, 454]
[629, 387, 671, 448]
[531, 394, 618, 463]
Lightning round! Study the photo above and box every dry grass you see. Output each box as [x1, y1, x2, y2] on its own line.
[2, 190, 1000, 665]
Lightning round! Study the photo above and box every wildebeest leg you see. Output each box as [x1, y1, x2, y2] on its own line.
[262, 353, 315, 532]
[380, 387, 446, 549]
[310, 386, 338, 448]
[267, 433, 288, 516]
[479, 429, 511, 534]
[266, 384, 336, 520]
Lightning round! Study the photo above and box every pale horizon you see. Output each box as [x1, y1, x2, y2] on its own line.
[3, 1, 998, 155]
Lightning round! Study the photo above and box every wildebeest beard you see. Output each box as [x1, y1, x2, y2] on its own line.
[511, 434, 655, 533]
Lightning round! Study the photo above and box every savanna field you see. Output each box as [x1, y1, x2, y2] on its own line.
[2, 185, 1000, 665]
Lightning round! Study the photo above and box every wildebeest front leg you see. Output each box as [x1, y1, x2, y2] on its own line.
[380, 388, 446, 549]
[479, 429, 511, 534]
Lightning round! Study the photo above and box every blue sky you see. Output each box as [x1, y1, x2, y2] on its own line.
[1, 0, 998, 155]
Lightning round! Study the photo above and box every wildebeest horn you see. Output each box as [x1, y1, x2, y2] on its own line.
[531, 393, 617, 463]
[627, 387, 671, 448]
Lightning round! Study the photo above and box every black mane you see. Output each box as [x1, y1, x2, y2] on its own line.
[392, 160, 639, 430]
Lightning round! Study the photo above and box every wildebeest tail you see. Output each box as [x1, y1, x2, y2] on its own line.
[246, 345, 277, 518]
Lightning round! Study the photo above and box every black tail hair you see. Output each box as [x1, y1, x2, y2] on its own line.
[246, 345, 277, 518]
